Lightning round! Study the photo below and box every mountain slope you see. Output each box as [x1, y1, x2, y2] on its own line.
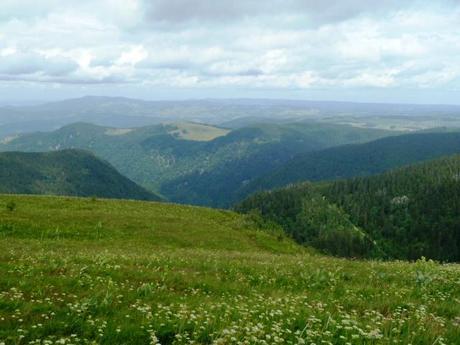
[241, 131, 460, 197]
[237, 154, 460, 262]
[235, 183, 373, 257]
[321, 154, 460, 262]
[0, 149, 161, 201]
[0, 121, 394, 207]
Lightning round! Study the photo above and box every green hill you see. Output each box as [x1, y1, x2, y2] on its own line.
[237, 154, 460, 262]
[0, 150, 161, 201]
[0, 121, 394, 207]
[159, 122, 395, 207]
[241, 131, 460, 197]
[321, 154, 460, 262]
[0, 195, 458, 344]
[235, 183, 373, 258]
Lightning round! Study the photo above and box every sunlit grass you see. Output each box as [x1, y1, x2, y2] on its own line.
[0, 195, 459, 344]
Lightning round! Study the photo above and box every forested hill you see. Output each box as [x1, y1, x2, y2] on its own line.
[236, 154, 460, 262]
[0, 121, 394, 207]
[0, 150, 161, 201]
[235, 183, 373, 258]
[322, 154, 460, 262]
[240, 131, 460, 197]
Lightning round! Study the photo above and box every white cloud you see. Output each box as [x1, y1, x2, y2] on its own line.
[0, 0, 460, 102]
[116, 46, 149, 66]
[0, 49, 78, 78]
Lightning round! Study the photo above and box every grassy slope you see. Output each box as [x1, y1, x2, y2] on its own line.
[0, 195, 459, 344]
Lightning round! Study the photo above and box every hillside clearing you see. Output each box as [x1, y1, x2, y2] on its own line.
[168, 122, 230, 142]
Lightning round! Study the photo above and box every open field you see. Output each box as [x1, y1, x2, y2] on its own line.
[168, 123, 230, 142]
[0, 195, 459, 344]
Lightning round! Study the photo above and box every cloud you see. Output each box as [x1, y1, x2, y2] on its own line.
[116, 46, 149, 66]
[143, 0, 261, 23]
[0, 0, 460, 103]
[142, 0, 409, 26]
[0, 50, 78, 77]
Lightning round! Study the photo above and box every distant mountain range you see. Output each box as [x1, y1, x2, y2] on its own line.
[0, 121, 394, 207]
[0, 150, 161, 201]
[2, 96, 460, 138]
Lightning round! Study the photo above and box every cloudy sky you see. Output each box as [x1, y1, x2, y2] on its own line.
[1, 0, 460, 104]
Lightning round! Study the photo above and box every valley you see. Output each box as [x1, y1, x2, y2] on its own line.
[0, 120, 394, 207]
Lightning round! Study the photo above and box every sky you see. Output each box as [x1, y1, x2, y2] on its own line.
[1, 0, 460, 104]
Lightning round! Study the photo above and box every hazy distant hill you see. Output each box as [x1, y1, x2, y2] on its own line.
[2, 96, 460, 137]
[0, 150, 161, 201]
[0, 96, 166, 137]
[0, 121, 393, 206]
[241, 131, 460, 198]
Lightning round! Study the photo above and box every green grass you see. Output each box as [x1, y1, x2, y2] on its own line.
[0, 195, 459, 345]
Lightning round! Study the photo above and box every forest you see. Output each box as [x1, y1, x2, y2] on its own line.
[236, 154, 460, 262]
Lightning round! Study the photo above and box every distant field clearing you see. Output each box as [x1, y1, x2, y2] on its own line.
[168, 122, 230, 141]
[104, 128, 134, 136]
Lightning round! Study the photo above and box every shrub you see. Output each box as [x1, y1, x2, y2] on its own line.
[6, 201, 16, 212]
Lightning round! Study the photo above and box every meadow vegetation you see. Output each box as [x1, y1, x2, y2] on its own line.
[0, 195, 459, 344]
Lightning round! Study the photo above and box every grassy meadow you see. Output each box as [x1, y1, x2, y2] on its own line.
[0, 195, 459, 344]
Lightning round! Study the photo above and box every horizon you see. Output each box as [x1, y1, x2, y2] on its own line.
[3, 94, 460, 108]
